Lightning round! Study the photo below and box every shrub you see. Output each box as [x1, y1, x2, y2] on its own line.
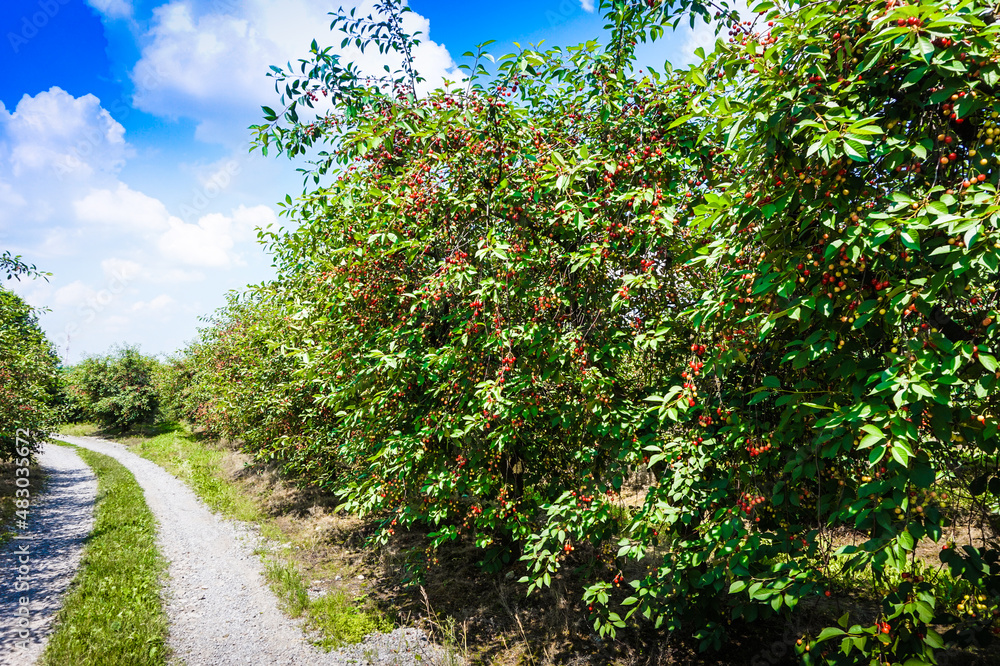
[71, 346, 160, 432]
[0, 285, 60, 458]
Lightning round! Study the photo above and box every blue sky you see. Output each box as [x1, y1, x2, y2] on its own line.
[1, 0, 720, 364]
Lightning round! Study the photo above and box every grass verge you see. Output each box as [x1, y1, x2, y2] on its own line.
[55, 422, 101, 437]
[41, 441, 168, 666]
[263, 557, 392, 650]
[109, 423, 391, 652]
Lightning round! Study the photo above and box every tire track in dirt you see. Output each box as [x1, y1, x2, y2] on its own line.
[58, 434, 447, 665]
[0, 443, 97, 665]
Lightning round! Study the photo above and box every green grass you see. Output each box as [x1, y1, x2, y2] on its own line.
[42, 442, 168, 666]
[56, 422, 101, 437]
[263, 557, 392, 650]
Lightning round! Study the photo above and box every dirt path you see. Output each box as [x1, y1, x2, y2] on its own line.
[0, 443, 97, 665]
[57, 434, 448, 665]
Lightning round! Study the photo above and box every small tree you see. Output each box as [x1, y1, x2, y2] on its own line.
[73, 345, 160, 432]
[0, 285, 60, 458]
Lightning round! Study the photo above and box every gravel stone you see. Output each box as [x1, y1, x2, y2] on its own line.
[0, 443, 97, 665]
[58, 435, 455, 665]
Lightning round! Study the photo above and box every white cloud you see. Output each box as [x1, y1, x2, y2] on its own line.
[0, 179, 26, 210]
[1, 87, 129, 179]
[37, 228, 80, 257]
[74, 183, 173, 231]
[53, 280, 99, 308]
[130, 0, 461, 143]
[103, 314, 130, 331]
[100, 255, 206, 286]
[231, 203, 277, 232]
[0, 87, 280, 363]
[579, 0, 595, 11]
[148, 267, 206, 283]
[101, 257, 143, 282]
[157, 204, 275, 267]
[86, 0, 133, 19]
[132, 294, 175, 312]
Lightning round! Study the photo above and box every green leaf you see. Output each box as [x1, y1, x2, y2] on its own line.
[843, 139, 868, 162]
[913, 36, 935, 63]
[816, 626, 846, 642]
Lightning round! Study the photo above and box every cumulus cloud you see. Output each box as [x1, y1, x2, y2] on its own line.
[157, 204, 275, 267]
[0, 87, 278, 362]
[74, 183, 173, 232]
[103, 314, 130, 331]
[53, 280, 99, 308]
[130, 0, 461, 143]
[0, 89, 135, 239]
[101, 257, 143, 282]
[37, 227, 81, 257]
[0, 179, 27, 226]
[86, 0, 133, 19]
[1, 87, 129, 179]
[132, 294, 175, 312]
[579, 0, 595, 11]
[231, 203, 277, 232]
[148, 267, 206, 283]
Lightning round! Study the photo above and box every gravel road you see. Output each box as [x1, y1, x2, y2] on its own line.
[57, 434, 452, 665]
[0, 443, 97, 665]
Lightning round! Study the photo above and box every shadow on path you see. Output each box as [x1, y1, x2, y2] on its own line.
[0, 443, 97, 666]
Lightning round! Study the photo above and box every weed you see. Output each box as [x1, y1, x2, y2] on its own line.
[309, 590, 392, 650]
[264, 556, 391, 650]
[264, 557, 310, 616]
[420, 586, 470, 666]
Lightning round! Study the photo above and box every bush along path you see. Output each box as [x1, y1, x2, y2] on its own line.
[57, 434, 450, 665]
[0, 443, 96, 665]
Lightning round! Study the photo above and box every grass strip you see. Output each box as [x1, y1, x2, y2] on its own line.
[41, 442, 168, 666]
[55, 423, 101, 437]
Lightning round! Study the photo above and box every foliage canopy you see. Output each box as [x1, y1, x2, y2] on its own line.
[174, 0, 1000, 661]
